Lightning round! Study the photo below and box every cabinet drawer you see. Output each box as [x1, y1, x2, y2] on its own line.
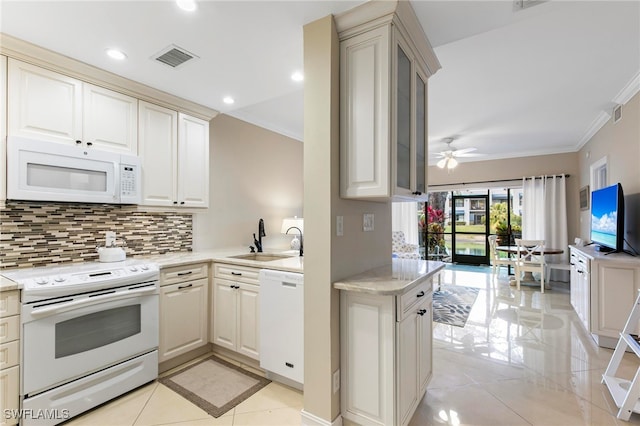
[0, 291, 19, 318]
[161, 263, 208, 286]
[214, 263, 259, 285]
[0, 315, 19, 344]
[397, 280, 432, 321]
[0, 340, 19, 369]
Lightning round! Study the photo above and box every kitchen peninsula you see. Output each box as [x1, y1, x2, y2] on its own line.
[334, 259, 445, 426]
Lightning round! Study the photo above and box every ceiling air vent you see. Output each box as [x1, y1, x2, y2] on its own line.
[152, 44, 199, 69]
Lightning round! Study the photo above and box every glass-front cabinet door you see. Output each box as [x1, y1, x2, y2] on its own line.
[394, 31, 428, 200]
[415, 72, 427, 195]
[396, 42, 412, 194]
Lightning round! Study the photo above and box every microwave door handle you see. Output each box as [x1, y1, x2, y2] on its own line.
[28, 286, 156, 318]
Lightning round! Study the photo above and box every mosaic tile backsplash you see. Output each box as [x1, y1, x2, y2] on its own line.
[1, 202, 192, 269]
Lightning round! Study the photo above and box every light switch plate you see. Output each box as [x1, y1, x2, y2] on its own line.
[336, 216, 344, 236]
[363, 213, 374, 232]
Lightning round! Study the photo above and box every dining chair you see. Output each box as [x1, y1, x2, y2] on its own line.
[488, 235, 515, 280]
[514, 238, 547, 293]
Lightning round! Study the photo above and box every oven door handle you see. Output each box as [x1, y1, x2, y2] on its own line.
[29, 286, 157, 318]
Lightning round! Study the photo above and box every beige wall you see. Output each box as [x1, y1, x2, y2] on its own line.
[303, 15, 392, 423]
[577, 92, 640, 244]
[193, 114, 303, 251]
[428, 152, 581, 242]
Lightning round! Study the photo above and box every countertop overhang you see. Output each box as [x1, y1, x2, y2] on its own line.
[333, 259, 446, 296]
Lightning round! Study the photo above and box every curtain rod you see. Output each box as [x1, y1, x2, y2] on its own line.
[428, 174, 570, 189]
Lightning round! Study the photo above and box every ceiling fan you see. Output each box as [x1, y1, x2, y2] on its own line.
[434, 138, 482, 169]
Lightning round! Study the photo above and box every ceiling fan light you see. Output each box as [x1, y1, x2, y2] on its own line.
[437, 158, 447, 169]
[447, 158, 458, 169]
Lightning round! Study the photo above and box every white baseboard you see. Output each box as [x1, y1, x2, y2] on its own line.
[301, 410, 343, 426]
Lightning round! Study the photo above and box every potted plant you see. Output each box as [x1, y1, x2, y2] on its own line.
[496, 222, 510, 246]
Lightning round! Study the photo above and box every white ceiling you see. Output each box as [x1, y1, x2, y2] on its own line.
[1, 1, 639, 164]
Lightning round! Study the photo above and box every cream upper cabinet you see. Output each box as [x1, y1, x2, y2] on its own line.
[7, 59, 137, 154]
[139, 101, 178, 206]
[1, 55, 7, 202]
[82, 83, 137, 154]
[138, 101, 209, 208]
[339, 4, 438, 202]
[178, 113, 209, 208]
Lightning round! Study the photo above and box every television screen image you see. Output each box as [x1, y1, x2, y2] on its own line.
[590, 183, 624, 251]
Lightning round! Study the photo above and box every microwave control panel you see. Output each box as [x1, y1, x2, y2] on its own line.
[120, 164, 138, 197]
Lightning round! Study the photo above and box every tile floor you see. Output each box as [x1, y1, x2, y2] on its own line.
[67, 264, 640, 425]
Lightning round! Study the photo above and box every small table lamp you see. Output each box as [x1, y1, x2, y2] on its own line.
[281, 216, 304, 253]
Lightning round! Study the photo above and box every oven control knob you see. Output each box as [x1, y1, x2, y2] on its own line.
[35, 278, 48, 285]
[141, 265, 149, 271]
[129, 267, 138, 272]
[54, 276, 66, 283]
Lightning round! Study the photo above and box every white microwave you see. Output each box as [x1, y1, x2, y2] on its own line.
[7, 136, 141, 204]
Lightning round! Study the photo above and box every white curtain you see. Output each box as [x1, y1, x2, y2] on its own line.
[392, 202, 419, 245]
[522, 175, 569, 280]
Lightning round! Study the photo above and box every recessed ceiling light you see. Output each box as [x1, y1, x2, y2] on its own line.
[106, 48, 127, 60]
[223, 96, 235, 105]
[176, 0, 197, 12]
[291, 71, 304, 82]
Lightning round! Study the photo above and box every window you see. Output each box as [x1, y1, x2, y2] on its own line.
[590, 156, 608, 191]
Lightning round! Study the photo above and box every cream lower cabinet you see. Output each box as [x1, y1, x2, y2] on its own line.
[8, 58, 137, 153]
[159, 263, 209, 363]
[0, 290, 20, 426]
[341, 279, 433, 426]
[569, 247, 591, 332]
[211, 264, 260, 360]
[569, 245, 640, 348]
[138, 101, 209, 208]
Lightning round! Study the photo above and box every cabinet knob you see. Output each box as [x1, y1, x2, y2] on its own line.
[173, 201, 178, 205]
[75, 140, 82, 145]
[180, 201, 185, 205]
[412, 191, 422, 196]
[86, 141, 93, 146]
[418, 309, 427, 316]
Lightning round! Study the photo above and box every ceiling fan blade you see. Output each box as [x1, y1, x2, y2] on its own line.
[454, 152, 485, 158]
[452, 147, 477, 155]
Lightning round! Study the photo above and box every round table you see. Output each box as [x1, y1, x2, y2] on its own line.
[496, 246, 564, 287]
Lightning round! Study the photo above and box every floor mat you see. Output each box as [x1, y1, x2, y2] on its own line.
[159, 355, 270, 418]
[433, 286, 480, 327]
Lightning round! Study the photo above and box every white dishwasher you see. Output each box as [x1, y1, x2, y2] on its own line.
[259, 269, 304, 386]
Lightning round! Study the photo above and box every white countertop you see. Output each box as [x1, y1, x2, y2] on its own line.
[333, 259, 446, 296]
[0, 248, 304, 291]
[570, 245, 640, 265]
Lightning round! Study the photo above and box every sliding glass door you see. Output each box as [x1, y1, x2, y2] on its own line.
[451, 194, 489, 265]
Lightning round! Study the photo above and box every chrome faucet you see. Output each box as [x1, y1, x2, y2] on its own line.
[285, 226, 303, 257]
[254, 218, 266, 252]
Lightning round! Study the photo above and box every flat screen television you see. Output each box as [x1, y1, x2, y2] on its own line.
[590, 183, 625, 252]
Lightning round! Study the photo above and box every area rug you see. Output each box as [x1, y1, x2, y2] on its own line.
[433, 286, 480, 327]
[159, 355, 270, 418]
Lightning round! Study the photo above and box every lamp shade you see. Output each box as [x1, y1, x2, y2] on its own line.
[281, 216, 304, 234]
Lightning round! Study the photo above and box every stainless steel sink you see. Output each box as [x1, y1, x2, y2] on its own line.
[228, 253, 290, 262]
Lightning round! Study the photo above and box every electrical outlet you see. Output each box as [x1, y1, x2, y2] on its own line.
[333, 369, 340, 393]
[363, 213, 374, 232]
[336, 216, 344, 236]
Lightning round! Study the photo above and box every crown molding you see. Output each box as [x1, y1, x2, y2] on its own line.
[613, 71, 640, 105]
[575, 110, 611, 151]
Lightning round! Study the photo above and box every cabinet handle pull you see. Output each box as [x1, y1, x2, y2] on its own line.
[86, 141, 93, 146]
[178, 284, 193, 290]
[412, 191, 422, 196]
[231, 272, 242, 276]
[75, 140, 82, 145]
[416, 291, 425, 298]
[232, 285, 240, 289]
[177, 271, 193, 276]
[418, 309, 427, 316]
[173, 201, 178, 205]
[180, 201, 185, 205]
